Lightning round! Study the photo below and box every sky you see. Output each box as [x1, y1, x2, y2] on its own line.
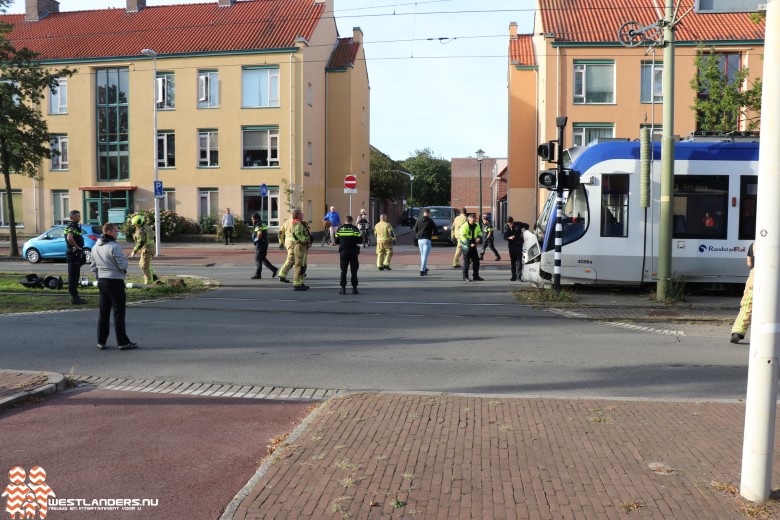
[3, 0, 536, 162]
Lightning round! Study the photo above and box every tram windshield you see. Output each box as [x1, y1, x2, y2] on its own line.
[536, 185, 589, 252]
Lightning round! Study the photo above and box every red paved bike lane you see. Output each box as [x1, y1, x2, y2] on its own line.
[0, 387, 312, 520]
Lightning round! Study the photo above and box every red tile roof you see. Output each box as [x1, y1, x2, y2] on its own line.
[509, 34, 535, 66]
[538, 0, 764, 44]
[328, 37, 360, 69]
[1, 0, 326, 60]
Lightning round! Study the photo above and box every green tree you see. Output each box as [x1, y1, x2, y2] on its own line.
[690, 46, 762, 132]
[402, 148, 451, 206]
[0, 6, 75, 256]
[369, 146, 409, 203]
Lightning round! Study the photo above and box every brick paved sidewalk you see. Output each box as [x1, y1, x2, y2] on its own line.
[0, 370, 65, 409]
[228, 393, 780, 519]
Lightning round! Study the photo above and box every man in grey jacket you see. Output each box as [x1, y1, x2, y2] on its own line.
[90, 223, 137, 351]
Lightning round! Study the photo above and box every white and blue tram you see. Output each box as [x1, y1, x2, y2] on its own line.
[531, 140, 759, 286]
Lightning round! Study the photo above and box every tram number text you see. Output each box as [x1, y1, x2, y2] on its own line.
[577, 259, 593, 264]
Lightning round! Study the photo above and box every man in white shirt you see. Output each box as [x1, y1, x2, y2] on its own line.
[222, 208, 235, 245]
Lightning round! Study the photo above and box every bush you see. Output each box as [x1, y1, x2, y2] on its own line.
[217, 219, 250, 242]
[122, 209, 199, 240]
[199, 212, 218, 234]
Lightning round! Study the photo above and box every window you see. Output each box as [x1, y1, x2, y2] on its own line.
[198, 70, 219, 108]
[572, 124, 614, 146]
[163, 188, 176, 212]
[199, 189, 219, 219]
[0, 80, 20, 106]
[307, 82, 312, 106]
[562, 185, 588, 245]
[156, 72, 175, 110]
[198, 130, 219, 167]
[49, 77, 68, 114]
[0, 190, 23, 227]
[50, 135, 69, 170]
[640, 62, 663, 103]
[96, 67, 130, 181]
[573, 61, 614, 104]
[672, 175, 728, 239]
[242, 67, 280, 108]
[242, 127, 279, 167]
[243, 186, 280, 227]
[52, 191, 70, 225]
[601, 174, 629, 237]
[738, 175, 757, 240]
[640, 124, 663, 141]
[307, 142, 313, 165]
[157, 131, 175, 168]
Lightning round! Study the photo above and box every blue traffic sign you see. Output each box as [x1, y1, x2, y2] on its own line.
[260, 183, 268, 197]
[153, 180, 164, 199]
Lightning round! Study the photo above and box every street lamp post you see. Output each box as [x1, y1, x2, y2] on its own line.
[141, 48, 160, 257]
[476, 149, 485, 218]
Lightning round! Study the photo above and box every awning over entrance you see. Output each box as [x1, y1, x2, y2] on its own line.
[79, 186, 138, 192]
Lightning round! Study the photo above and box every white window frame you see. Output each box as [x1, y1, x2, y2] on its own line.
[50, 135, 69, 170]
[163, 189, 175, 212]
[241, 67, 280, 108]
[0, 190, 23, 227]
[640, 63, 663, 104]
[573, 62, 615, 104]
[307, 141, 313, 165]
[242, 127, 279, 168]
[157, 131, 175, 168]
[49, 77, 68, 114]
[52, 191, 70, 225]
[572, 125, 614, 147]
[198, 130, 219, 167]
[307, 82, 313, 106]
[197, 70, 219, 108]
[156, 72, 175, 110]
[198, 189, 219, 219]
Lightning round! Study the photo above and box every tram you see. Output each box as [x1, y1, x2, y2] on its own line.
[528, 139, 759, 286]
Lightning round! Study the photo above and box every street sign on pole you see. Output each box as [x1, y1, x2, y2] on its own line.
[259, 183, 268, 197]
[154, 180, 164, 199]
[695, 0, 766, 13]
[344, 174, 357, 194]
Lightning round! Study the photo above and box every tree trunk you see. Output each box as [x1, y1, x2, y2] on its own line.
[1, 136, 19, 257]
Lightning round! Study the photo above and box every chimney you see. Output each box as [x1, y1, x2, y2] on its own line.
[352, 27, 363, 44]
[218, 0, 235, 6]
[25, 0, 59, 21]
[509, 22, 518, 38]
[127, 0, 146, 13]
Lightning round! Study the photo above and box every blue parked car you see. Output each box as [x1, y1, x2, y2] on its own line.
[22, 224, 102, 264]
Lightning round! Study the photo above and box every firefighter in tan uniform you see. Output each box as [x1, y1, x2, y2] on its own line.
[374, 214, 395, 270]
[130, 215, 162, 285]
[291, 210, 312, 291]
[276, 215, 296, 283]
[451, 207, 468, 268]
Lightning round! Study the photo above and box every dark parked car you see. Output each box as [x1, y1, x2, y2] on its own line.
[402, 207, 420, 227]
[22, 224, 102, 264]
[425, 206, 456, 245]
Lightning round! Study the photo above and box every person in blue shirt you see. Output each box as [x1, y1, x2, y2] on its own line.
[322, 206, 341, 246]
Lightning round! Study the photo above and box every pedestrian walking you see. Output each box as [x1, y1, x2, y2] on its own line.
[322, 206, 341, 245]
[90, 223, 137, 350]
[250, 213, 279, 280]
[479, 215, 501, 261]
[291, 210, 312, 291]
[222, 208, 235, 245]
[374, 214, 395, 270]
[357, 209, 371, 247]
[276, 215, 295, 283]
[460, 213, 484, 281]
[130, 215, 161, 285]
[503, 216, 528, 281]
[731, 242, 755, 344]
[335, 215, 363, 294]
[64, 210, 87, 304]
[413, 208, 437, 276]
[451, 207, 468, 268]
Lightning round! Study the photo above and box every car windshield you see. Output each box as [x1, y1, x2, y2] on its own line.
[427, 208, 453, 220]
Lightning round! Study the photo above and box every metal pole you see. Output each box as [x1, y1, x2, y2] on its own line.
[478, 159, 483, 218]
[741, 0, 780, 503]
[657, 0, 675, 299]
[553, 121, 565, 293]
[142, 49, 161, 257]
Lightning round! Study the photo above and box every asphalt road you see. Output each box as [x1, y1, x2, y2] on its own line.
[0, 255, 748, 400]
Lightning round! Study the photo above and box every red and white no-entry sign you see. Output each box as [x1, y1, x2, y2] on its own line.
[344, 174, 357, 190]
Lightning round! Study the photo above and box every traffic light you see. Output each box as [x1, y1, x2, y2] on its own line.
[538, 169, 557, 190]
[560, 169, 581, 190]
[537, 141, 557, 163]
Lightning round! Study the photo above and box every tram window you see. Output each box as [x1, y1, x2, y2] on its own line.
[672, 175, 728, 239]
[601, 174, 629, 237]
[738, 176, 757, 240]
[562, 185, 588, 245]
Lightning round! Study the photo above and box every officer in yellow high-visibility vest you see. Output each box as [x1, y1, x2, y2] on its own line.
[374, 214, 395, 270]
[459, 213, 484, 282]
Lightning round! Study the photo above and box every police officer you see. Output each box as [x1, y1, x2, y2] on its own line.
[64, 210, 87, 304]
[460, 213, 484, 282]
[251, 213, 279, 280]
[291, 210, 312, 291]
[479, 215, 501, 261]
[130, 215, 161, 285]
[374, 213, 395, 270]
[335, 215, 363, 294]
[503, 216, 528, 281]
